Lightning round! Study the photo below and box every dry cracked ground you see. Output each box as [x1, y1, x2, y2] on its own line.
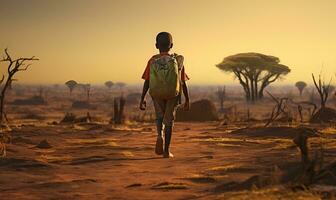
[1, 122, 336, 200]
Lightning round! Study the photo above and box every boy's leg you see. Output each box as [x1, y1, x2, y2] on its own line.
[155, 117, 164, 155]
[156, 117, 163, 136]
[164, 125, 173, 158]
[162, 97, 178, 158]
[152, 97, 166, 155]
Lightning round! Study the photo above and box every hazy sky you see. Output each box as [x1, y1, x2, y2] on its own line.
[1, 0, 336, 85]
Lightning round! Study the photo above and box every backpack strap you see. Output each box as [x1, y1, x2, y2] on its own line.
[172, 53, 184, 104]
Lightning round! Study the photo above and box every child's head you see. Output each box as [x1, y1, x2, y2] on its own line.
[156, 32, 173, 52]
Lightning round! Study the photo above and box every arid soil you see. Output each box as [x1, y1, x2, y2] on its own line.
[1, 86, 336, 199]
[1, 121, 336, 200]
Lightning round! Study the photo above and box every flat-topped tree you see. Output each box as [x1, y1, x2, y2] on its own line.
[295, 81, 307, 96]
[105, 81, 114, 90]
[65, 80, 77, 96]
[0, 48, 38, 123]
[77, 83, 91, 102]
[115, 82, 126, 95]
[116, 82, 126, 90]
[216, 53, 290, 102]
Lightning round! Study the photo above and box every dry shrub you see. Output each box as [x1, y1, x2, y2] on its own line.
[11, 96, 46, 105]
[310, 107, 336, 123]
[71, 101, 96, 109]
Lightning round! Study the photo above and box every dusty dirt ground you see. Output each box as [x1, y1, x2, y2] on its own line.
[1, 120, 336, 200]
[1, 86, 336, 199]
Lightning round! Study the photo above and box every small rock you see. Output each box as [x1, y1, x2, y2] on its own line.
[36, 139, 52, 149]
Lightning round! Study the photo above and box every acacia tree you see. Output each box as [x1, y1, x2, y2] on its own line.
[295, 81, 307, 96]
[115, 82, 126, 94]
[116, 82, 126, 89]
[65, 80, 77, 96]
[105, 81, 114, 90]
[216, 53, 290, 102]
[0, 49, 38, 123]
[77, 83, 91, 102]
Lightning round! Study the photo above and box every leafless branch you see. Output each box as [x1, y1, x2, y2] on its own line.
[312, 73, 332, 108]
[0, 49, 38, 125]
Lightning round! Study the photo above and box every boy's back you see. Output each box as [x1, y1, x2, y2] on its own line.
[139, 32, 190, 158]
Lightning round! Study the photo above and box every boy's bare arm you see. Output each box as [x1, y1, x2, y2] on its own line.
[139, 80, 149, 110]
[181, 81, 190, 110]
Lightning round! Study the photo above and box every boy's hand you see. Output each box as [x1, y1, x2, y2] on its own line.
[139, 100, 146, 110]
[183, 100, 190, 111]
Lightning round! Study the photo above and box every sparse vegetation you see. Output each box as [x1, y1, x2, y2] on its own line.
[65, 80, 77, 96]
[115, 82, 126, 94]
[77, 83, 91, 102]
[310, 73, 336, 123]
[104, 81, 114, 90]
[216, 86, 226, 112]
[312, 73, 331, 109]
[112, 96, 126, 124]
[295, 81, 307, 96]
[1, 83, 336, 199]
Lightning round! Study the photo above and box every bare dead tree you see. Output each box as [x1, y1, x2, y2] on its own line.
[293, 132, 309, 164]
[217, 86, 226, 111]
[38, 85, 44, 97]
[312, 73, 332, 108]
[7, 79, 17, 90]
[266, 90, 319, 126]
[84, 84, 91, 102]
[112, 96, 126, 124]
[264, 92, 290, 127]
[295, 101, 318, 121]
[0, 48, 38, 124]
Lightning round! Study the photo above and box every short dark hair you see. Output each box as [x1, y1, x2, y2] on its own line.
[156, 32, 173, 51]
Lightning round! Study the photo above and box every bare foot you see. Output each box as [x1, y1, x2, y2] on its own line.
[163, 151, 174, 158]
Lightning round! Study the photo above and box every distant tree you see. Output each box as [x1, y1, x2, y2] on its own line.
[105, 81, 114, 90]
[115, 82, 126, 93]
[216, 53, 290, 102]
[295, 81, 307, 96]
[115, 82, 126, 89]
[38, 86, 44, 97]
[53, 84, 59, 89]
[65, 80, 77, 96]
[84, 84, 91, 102]
[0, 48, 38, 123]
[216, 86, 226, 111]
[77, 83, 91, 101]
[112, 96, 126, 124]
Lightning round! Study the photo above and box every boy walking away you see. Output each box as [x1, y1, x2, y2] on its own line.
[139, 32, 190, 158]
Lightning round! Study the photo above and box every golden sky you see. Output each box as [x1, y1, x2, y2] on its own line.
[0, 0, 336, 85]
